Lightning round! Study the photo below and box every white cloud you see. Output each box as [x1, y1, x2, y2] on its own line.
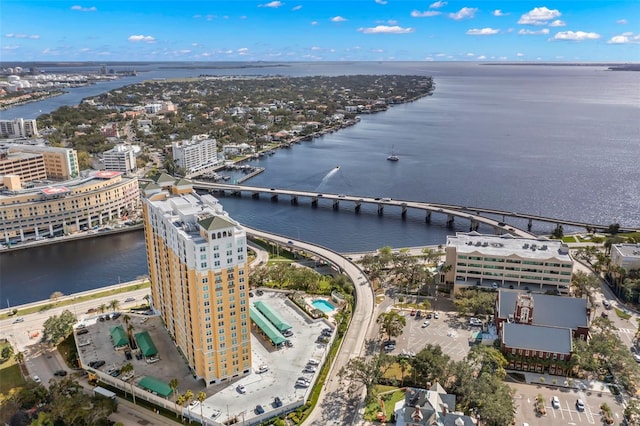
[311, 46, 322, 51]
[71, 5, 97, 12]
[375, 0, 388, 4]
[1, 45, 19, 50]
[552, 31, 600, 41]
[292, 5, 302, 10]
[466, 52, 475, 57]
[237, 47, 249, 55]
[259, 1, 283, 8]
[358, 25, 415, 34]
[370, 48, 384, 53]
[466, 28, 500, 35]
[493, 9, 507, 17]
[516, 52, 524, 57]
[607, 32, 640, 44]
[128, 34, 156, 43]
[310, 21, 319, 25]
[518, 7, 561, 25]
[616, 19, 628, 25]
[331, 16, 347, 22]
[477, 55, 486, 60]
[436, 53, 446, 57]
[549, 20, 566, 27]
[429, 1, 447, 8]
[449, 7, 478, 21]
[411, 10, 441, 17]
[518, 28, 549, 35]
[5, 33, 40, 39]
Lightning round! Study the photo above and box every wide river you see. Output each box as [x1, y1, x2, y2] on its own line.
[1, 62, 638, 305]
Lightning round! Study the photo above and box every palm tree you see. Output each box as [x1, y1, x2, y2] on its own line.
[169, 378, 179, 417]
[14, 351, 24, 365]
[120, 363, 135, 404]
[122, 314, 131, 326]
[184, 389, 194, 422]
[398, 357, 410, 386]
[109, 299, 120, 312]
[197, 391, 206, 423]
[98, 303, 107, 314]
[176, 394, 186, 421]
[127, 323, 135, 346]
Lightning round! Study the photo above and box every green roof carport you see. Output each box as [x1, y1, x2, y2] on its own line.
[134, 331, 158, 357]
[138, 376, 173, 397]
[250, 306, 286, 346]
[110, 325, 128, 347]
[254, 301, 292, 332]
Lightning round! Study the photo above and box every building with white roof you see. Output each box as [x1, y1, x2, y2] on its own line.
[103, 144, 137, 174]
[444, 232, 573, 292]
[171, 135, 219, 174]
[611, 243, 640, 271]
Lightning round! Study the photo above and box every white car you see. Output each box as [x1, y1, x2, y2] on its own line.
[422, 320, 431, 328]
[295, 379, 310, 388]
[189, 400, 199, 409]
[303, 365, 317, 373]
[33, 375, 41, 383]
[236, 384, 246, 394]
[256, 365, 269, 374]
[551, 396, 560, 409]
[308, 358, 320, 366]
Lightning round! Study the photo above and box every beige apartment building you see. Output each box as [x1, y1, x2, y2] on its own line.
[444, 232, 574, 292]
[7, 144, 79, 180]
[0, 171, 139, 241]
[141, 174, 251, 386]
[611, 243, 640, 271]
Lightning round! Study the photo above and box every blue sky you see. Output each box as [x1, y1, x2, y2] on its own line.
[1, 1, 639, 62]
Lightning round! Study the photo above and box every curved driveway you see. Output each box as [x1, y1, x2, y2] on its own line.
[244, 226, 374, 425]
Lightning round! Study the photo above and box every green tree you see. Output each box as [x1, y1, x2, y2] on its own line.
[98, 303, 107, 314]
[184, 389, 194, 419]
[453, 288, 495, 316]
[551, 224, 564, 239]
[466, 345, 508, 379]
[197, 391, 207, 422]
[571, 271, 600, 307]
[410, 344, 451, 388]
[121, 362, 135, 403]
[169, 378, 179, 416]
[1, 345, 14, 360]
[338, 355, 386, 403]
[176, 394, 187, 420]
[14, 351, 24, 365]
[376, 311, 406, 342]
[42, 310, 77, 344]
[108, 299, 120, 312]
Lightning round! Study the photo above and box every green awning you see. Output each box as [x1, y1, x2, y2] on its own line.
[250, 306, 286, 345]
[138, 376, 173, 397]
[110, 325, 128, 347]
[254, 301, 291, 332]
[135, 331, 158, 357]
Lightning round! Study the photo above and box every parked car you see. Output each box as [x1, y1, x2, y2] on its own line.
[551, 396, 560, 409]
[256, 289, 264, 296]
[433, 312, 439, 319]
[189, 400, 199, 409]
[425, 313, 432, 319]
[256, 365, 269, 374]
[76, 328, 89, 335]
[576, 399, 585, 411]
[410, 309, 416, 316]
[421, 320, 431, 328]
[283, 329, 293, 337]
[32, 375, 41, 383]
[54, 370, 67, 377]
[603, 300, 611, 309]
[255, 405, 265, 414]
[308, 358, 320, 366]
[249, 291, 254, 297]
[236, 385, 246, 394]
[273, 396, 282, 407]
[295, 380, 310, 388]
[303, 365, 317, 373]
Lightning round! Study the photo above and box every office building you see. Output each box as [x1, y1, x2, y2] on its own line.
[444, 232, 573, 292]
[0, 118, 39, 138]
[0, 146, 47, 183]
[611, 244, 640, 271]
[7, 144, 79, 180]
[103, 144, 137, 174]
[172, 135, 219, 174]
[1, 171, 139, 241]
[141, 174, 251, 386]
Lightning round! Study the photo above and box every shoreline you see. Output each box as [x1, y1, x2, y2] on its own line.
[0, 91, 65, 111]
[0, 223, 144, 253]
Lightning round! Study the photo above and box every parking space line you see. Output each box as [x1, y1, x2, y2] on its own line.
[565, 400, 574, 421]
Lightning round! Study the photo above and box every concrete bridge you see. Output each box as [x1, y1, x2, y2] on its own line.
[192, 181, 638, 236]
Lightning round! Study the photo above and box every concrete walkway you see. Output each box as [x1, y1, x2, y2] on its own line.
[510, 370, 613, 395]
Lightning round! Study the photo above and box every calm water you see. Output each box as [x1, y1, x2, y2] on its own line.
[1, 62, 638, 304]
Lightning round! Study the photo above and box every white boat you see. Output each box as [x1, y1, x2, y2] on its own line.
[387, 146, 399, 161]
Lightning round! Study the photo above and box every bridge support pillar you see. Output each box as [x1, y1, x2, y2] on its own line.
[425, 211, 431, 223]
[355, 201, 361, 214]
[270, 194, 278, 202]
[527, 218, 533, 231]
[311, 197, 318, 207]
[446, 214, 454, 228]
[232, 191, 241, 197]
[401, 205, 407, 219]
[290, 195, 298, 205]
[252, 192, 260, 199]
[470, 220, 479, 232]
[333, 200, 339, 210]
[377, 204, 384, 216]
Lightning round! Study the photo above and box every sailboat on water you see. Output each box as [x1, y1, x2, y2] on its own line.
[387, 145, 399, 161]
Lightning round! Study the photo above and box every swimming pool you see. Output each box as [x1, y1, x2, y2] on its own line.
[311, 299, 336, 313]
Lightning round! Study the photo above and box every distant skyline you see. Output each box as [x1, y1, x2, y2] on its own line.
[1, 1, 639, 62]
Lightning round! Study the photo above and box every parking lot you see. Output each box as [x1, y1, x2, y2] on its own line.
[387, 306, 476, 362]
[187, 290, 335, 424]
[510, 382, 624, 425]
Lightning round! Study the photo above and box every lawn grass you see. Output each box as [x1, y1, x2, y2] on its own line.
[0, 364, 25, 395]
[383, 361, 412, 382]
[363, 385, 404, 422]
[561, 236, 577, 243]
[0, 282, 150, 320]
[615, 307, 632, 320]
